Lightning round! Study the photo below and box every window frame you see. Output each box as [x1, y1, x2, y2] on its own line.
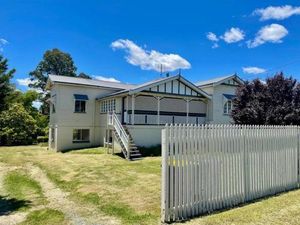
[223, 100, 233, 115]
[74, 99, 87, 113]
[72, 129, 90, 143]
[100, 99, 116, 113]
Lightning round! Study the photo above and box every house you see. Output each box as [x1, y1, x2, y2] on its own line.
[46, 73, 243, 159]
[196, 74, 244, 124]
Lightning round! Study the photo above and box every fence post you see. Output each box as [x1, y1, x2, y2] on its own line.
[242, 125, 249, 202]
[161, 125, 169, 222]
[297, 126, 300, 188]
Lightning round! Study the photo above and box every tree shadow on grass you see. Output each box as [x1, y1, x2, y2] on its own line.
[0, 195, 31, 216]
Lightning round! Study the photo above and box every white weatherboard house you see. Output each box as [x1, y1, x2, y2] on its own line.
[46, 74, 243, 159]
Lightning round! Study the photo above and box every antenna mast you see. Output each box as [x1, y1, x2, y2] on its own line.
[160, 64, 163, 77]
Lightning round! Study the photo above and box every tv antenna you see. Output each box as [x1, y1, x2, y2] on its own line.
[160, 64, 164, 77]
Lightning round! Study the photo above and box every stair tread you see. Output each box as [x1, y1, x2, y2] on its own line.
[131, 157, 143, 161]
[111, 123, 143, 160]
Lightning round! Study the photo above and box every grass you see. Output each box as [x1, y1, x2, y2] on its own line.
[64, 147, 107, 154]
[79, 192, 155, 224]
[20, 208, 66, 225]
[3, 170, 46, 210]
[1, 145, 300, 224]
[0, 146, 161, 225]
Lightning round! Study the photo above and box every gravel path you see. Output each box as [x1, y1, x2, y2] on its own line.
[27, 164, 119, 225]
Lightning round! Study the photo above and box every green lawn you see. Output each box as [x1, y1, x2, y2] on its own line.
[1, 145, 300, 225]
[4, 170, 47, 210]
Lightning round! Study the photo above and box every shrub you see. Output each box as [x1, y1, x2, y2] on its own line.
[37, 136, 48, 143]
[0, 103, 38, 145]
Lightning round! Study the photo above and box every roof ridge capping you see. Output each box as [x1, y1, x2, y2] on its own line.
[48, 74, 133, 85]
[98, 74, 211, 99]
[47, 74, 136, 90]
[195, 74, 244, 87]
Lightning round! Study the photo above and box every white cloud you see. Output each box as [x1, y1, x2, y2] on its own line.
[111, 39, 191, 72]
[221, 27, 245, 43]
[93, 76, 120, 83]
[247, 24, 288, 48]
[206, 32, 219, 48]
[0, 38, 8, 52]
[242, 66, 266, 74]
[212, 43, 219, 49]
[16, 78, 33, 87]
[0, 38, 8, 45]
[32, 101, 42, 109]
[16, 77, 43, 94]
[254, 5, 300, 21]
[206, 32, 219, 42]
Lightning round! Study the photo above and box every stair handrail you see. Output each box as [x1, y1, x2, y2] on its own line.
[109, 111, 130, 159]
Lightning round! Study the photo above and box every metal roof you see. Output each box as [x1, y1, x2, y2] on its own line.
[195, 74, 244, 87]
[47, 74, 136, 90]
[96, 75, 211, 100]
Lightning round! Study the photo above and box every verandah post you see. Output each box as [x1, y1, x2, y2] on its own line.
[157, 96, 161, 125]
[48, 126, 52, 150]
[131, 94, 135, 125]
[186, 98, 190, 124]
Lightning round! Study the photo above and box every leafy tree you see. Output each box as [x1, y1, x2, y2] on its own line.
[6, 89, 39, 112]
[78, 72, 92, 79]
[0, 55, 15, 112]
[232, 73, 300, 125]
[29, 48, 77, 91]
[4, 89, 48, 137]
[0, 103, 38, 145]
[29, 48, 77, 114]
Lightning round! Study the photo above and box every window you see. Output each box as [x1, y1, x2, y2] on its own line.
[52, 103, 56, 113]
[75, 100, 86, 113]
[73, 129, 90, 142]
[224, 100, 232, 115]
[100, 99, 116, 113]
[74, 94, 88, 113]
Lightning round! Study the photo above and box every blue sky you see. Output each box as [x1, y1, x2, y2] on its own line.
[1, 0, 300, 92]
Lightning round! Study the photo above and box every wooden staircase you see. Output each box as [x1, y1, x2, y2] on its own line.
[113, 126, 142, 160]
[108, 112, 142, 160]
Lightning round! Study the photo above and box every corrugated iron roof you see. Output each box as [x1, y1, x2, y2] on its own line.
[48, 74, 136, 90]
[195, 74, 244, 87]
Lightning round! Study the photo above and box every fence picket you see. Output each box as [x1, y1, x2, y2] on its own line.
[162, 124, 300, 222]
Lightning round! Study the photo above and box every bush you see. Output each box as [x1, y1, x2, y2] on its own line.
[0, 103, 38, 145]
[37, 136, 48, 143]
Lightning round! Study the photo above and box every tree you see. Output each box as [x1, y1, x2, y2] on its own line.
[29, 48, 77, 91]
[29, 48, 77, 114]
[232, 73, 300, 125]
[0, 103, 38, 145]
[4, 89, 48, 137]
[0, 55, 15, 112]
[78, 72, 92, 79]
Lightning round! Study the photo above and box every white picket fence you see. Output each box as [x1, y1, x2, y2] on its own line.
[161, 124, 300, 222]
